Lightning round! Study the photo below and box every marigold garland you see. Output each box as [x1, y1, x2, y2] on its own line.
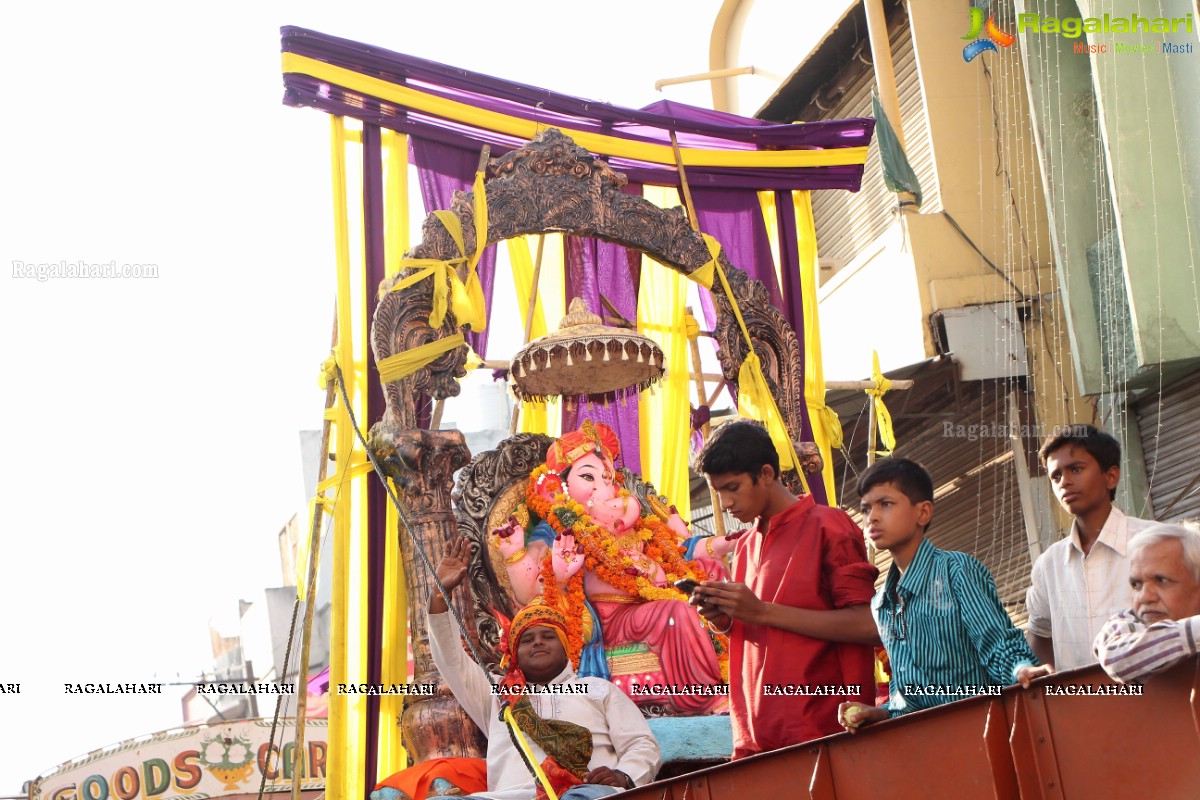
[527, 465, 704, 602]
[539, 556, 586, 668]
[522, 463, 730, 681]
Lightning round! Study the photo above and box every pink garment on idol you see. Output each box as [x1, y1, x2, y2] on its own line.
[593, 596, 727, 714]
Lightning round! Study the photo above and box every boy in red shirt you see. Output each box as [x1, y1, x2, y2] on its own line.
[693, 421, 879, 758]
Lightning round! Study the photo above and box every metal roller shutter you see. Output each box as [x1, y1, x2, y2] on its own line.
[1136, 370, 1200, 523]
[810, 17, 942, 278]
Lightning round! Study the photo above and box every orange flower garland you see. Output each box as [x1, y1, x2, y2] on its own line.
[539, 556, 586, 668]
[526, 465, 705, 602]
[523, 463, 730, 683]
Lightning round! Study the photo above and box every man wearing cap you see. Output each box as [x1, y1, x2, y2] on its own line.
[428, 537, 661, 800]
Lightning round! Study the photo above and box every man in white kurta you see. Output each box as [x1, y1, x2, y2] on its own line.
[428, 537, 660, 800]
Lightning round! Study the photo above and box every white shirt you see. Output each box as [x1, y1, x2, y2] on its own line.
[428, 611, 661, 800]
[1025, 507, 1155, 670]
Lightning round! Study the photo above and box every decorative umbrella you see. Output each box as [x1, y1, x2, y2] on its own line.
[509, 297, 665, 406]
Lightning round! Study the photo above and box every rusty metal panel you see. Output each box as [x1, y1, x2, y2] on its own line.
[1022, 662, 1200, 796]
[821, 700, 1015, 799]
[619, 659, 1200, 798]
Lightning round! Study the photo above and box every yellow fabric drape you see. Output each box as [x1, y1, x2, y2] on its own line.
[756, 191, 785, 293]
[638, 187, 692, 520]
[507, 236, 547, 434]
[379, 129, 410, 779]
[507, 235, 564, 436]
[767, 190, 841, 502]
[686, 233, 810, 495]
[377, 333, 467, 385]
[384, 130, 409, 278]
[868, 351, 896, 457]
[283, 53, 869, 171]
[326, 115, 367, 800]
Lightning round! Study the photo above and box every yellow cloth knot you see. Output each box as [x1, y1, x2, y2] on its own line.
[388, 172, 489, 332]
[318, 355, 338, 389]
[819, 405, 845, 450]
[865, 351, 895, 456]
[687, 233, 723, 290]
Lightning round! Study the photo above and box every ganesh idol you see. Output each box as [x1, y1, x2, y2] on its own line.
[490, 419, 732, 714]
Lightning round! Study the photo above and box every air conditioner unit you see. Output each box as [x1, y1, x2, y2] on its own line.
[933, 302, 1029, 381]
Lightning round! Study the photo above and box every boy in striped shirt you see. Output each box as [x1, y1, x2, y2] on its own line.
[839, 459, 1052, 732]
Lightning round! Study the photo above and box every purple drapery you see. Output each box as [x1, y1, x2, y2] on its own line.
[562, 190, 643, 472]
[362, 124, 391, 784]
[410, 137, 498, 358]
[691, 186, 785, 326]
[691, 186, 785, 412]
[281, 28, 875, 192]
[686, 187, 827, 505]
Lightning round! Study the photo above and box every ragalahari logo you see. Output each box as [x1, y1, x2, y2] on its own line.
[962, 7, 1016, 61]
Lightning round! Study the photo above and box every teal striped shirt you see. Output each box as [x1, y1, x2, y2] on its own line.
[873, 538, 1036, 716]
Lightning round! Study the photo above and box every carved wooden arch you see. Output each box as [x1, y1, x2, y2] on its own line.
[371, 127, 815, 478]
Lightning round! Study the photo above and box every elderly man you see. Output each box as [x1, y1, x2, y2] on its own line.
[1094, 523, 1200, 683]
[428, 537, 661, 800]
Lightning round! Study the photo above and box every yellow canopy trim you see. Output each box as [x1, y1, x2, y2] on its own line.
[282, 54, 868, 171]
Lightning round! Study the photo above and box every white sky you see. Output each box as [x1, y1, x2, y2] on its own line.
[0, 0, 845, 792]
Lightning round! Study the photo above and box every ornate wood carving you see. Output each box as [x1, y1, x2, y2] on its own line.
[372, 128, 815, 467]
[452, 432, 553, 669]
[369, 428, 486, 761]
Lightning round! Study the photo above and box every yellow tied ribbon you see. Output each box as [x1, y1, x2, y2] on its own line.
[692, 242, 810, 496]
[866, 351, 895, 457]
[318, 355, 338, 390]
[819, 405, 845, 450]
[387, 177, 488, 332]
[687, 233, 723, 290]
[377, 333, 467, 385]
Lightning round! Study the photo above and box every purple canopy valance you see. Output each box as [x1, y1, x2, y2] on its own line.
[281, 26, 874, 192]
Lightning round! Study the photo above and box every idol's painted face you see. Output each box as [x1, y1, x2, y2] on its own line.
[565, 451, 617, 506]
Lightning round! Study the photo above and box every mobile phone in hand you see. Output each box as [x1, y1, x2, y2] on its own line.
[673, 578, 700, 595]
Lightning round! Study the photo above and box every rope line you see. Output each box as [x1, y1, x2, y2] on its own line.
[330, 362, 555, 799]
